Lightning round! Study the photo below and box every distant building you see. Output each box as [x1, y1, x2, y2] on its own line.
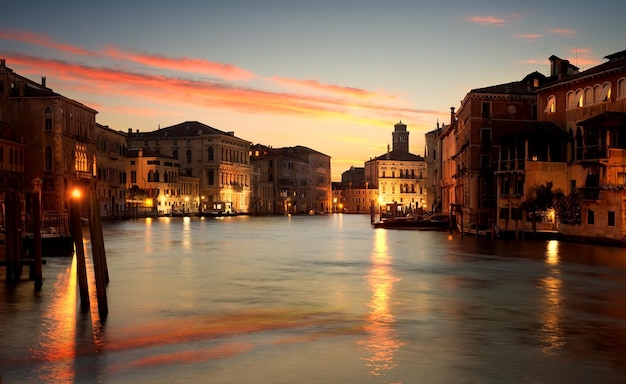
[365, 121, 427, 215]
[425, 122, 444, 213]
[126, 121, 251, 214]
[126, 148, 179, 216]
[250, 144, 331, 214]
[94, 123, 128, 218]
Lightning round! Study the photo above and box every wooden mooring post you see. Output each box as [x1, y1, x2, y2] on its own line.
[31, 192, 43, 288]
[69, 195, 90, 311]
[88, 183, 108, 318]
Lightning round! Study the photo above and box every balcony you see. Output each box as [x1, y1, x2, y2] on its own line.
[574, 145, 609, 162]
[495, 159, 525, 174]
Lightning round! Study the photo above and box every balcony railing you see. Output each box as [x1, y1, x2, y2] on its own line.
[574, 145, 609, 162]
[496, 159, 525, 173]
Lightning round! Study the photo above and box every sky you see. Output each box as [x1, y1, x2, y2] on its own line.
[2, 1, 625, 181]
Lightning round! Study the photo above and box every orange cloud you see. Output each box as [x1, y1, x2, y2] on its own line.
[466, 15, 506, 26]
[103, 46, 256, 81]
[515, 33, 542, 42]
[548, 28, 576, 36]
[5, 53, 427, 124]
[0, 30, 94, 56]
[271, 77, 393, 100]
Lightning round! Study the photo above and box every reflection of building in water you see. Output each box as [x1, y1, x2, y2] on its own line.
[358, 229, 405, 376]
[540, 240, 565, 352]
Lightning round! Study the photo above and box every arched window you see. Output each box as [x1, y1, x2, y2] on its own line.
[208, 170, 214, 186]
[598, 82, 611, 103]
[44, 107, 53, 131]
[45, 146, 53, 171]
[544, 95, 556, 113]
[618, 78, 626, 99]
[186, 149, 192, 163]
[207, 146, 214, 161]
[584, 87, 593, 106]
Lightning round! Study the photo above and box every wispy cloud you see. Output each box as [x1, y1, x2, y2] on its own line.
[270, 77, 393, 100]
[103, 47, 256, 81]
[0, 30, 94, 56]
[4, 52, 430, 125]
[465, 15, 507, 26]
[548, 28, 576, 36]
[515, 33, 542, 42]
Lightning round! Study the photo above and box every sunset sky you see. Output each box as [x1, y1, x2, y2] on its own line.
[2, 1, 625, 180]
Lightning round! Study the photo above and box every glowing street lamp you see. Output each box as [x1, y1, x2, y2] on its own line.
[71, 188, 82, 200]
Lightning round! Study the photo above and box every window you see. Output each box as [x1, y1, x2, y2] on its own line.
[208, 170, 214, 185]
[608, 211, 616, 227]
[500, 208, 509, 220]
[172, 149, 178, 160]
[44, 146, 52, 171]
[587, 209, 595, 225]
[480, 128, 491, 145]
[208, 146, 214, 161]
[584, 87, 593, 106]
[480, 155, 491, 169]
[544, 96, 556, 113]
[600, 82, 611, 102]
[131, 170, 137, 183]
[44, 107, 53, 131]
[618, 78, 626, 99]
[186, 149, 192, 163]
[481, 102, 491, 118]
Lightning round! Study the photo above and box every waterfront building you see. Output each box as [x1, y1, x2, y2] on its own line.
[0, 120, 25, 199]
[443, 72, 546, 229]
[425, 122, 444, 213]
[0, 59, 97, 227]
[94, 123, 128, 218]
[250, 144, 332, 214]
[127, 121, 251, 214]
[336, 166, 378, 214]
[126, 148, 180, 216]
[364, 121, 427, 215]
[536, 50, 626, 243]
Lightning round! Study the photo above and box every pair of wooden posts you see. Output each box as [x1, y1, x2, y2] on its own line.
[3, 190, 35, 284]
[69, 184, 109, 319]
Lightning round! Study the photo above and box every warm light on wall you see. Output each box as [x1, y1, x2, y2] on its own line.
[145, 198, 154, 207]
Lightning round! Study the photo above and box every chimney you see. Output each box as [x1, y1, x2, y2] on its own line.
[138, 148, 143, 157]
[0, 59, 5, 68]
[41, 76, 46, 87]
[450, 107, 455, 125]
[128, 128, 132, 134]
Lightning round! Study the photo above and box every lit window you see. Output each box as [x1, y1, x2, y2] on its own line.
[599, 82, 611, 102]
[544, 96, 556, 113]
[618, 78, 626, 99]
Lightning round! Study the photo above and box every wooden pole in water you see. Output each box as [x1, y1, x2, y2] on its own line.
[69, 195, 90, 311]
[88, 184, 108, 318]
[4, 191, 15, 282]
[32, 192, 43, 288]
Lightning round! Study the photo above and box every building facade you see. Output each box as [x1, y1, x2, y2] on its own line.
[127, 121, 251, 214]
[365, 121, 427, 216]
[1, 59, 97, 228]
[250, 144, 332, 214]
[95, 123, 127, 218]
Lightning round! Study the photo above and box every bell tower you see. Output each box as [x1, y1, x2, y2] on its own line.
[392, 121, 409, 152]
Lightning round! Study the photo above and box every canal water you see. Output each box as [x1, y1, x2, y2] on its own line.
[2, 214, 626, 383]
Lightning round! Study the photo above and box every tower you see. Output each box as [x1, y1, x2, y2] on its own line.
[392, 121, 409, 152]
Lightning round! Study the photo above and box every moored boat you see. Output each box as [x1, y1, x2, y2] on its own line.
[373, 213, 452, 230]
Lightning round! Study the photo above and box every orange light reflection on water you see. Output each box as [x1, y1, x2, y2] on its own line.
[359, 229, 404, 376]
[539, 240, 564, 353]
[35, 256, 78, 383]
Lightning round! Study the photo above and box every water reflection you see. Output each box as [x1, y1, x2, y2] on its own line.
[359, 229, 404, 376]
[35, 257, 78, 383]
[539, 240, 565, 352]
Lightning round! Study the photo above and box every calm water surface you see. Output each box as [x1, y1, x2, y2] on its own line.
[2, 214, 626, 383]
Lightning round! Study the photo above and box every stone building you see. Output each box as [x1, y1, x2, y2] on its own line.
[94, 123, 128, 218]
[365, 121, 427, 216]
[441, 72, 546, 229]
[0, 59, 97, 227]
[250, 144, 332, 214]
[126, 148, 180, 216]
[536, 50, 626, 243]
[127, 121, 251, 214]
[425, 122, 444, 213]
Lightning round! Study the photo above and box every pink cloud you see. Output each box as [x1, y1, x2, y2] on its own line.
[466, 15, 506, 26]
[4, 53, 428, 124]
[515, 33, 542, 42]
[548, 28, 576, 36]
[103, 47, 256, 81]
[0, 30, 94, 56]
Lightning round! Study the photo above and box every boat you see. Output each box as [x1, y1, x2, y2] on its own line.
[373, 213, 452, 230]
[22, 228, 74, 257]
